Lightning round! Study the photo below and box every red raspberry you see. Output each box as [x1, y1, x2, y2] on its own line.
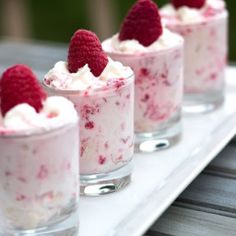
[172, 0, 206, 9]
[0, 64, 47, 116]
[68, 29, 108, 76]
[119, 0, 163, 47]
[0, 79, 2, 98]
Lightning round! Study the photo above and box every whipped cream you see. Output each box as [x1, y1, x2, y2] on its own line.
[161, 0, 226, 24]
[102, 28, 183, 54]
[44, 58, 133, 90]
[1, 96, 78, 133]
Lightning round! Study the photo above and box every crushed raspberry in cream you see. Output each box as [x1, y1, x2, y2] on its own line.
[44, 62, 134, 175]
[161, 0, 227, 97]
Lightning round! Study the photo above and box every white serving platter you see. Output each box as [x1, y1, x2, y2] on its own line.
[78, 67, 236, 236]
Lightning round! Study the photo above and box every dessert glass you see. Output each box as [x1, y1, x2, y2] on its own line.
[162, 8, 228, 113]
[103, 40, 184, 152]
[43, 74, 134, 196]
[0, 121, 79, 236]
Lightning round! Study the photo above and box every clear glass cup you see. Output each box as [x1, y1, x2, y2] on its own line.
[43, 74, 134, 196]
[103, 40, 184, 152]
[163, 10, 228, 113]
[0, 121, 79, 236]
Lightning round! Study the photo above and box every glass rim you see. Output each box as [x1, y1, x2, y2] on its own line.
[162, 10, 228, 28]
[42, 72, 134, 96]
[102, 38, 184, 57]
[0, 118, 78, 139]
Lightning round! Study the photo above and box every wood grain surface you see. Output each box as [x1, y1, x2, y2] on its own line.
[146, 141, 236, 236]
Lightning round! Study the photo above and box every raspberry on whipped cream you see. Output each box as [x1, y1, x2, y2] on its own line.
[1, 64, 47, 116]
[2, 96, 78, 133]
[0, 65, 79, 234]
[102, 0, 184, 148]
[44, 58, 133, 91]
[43, 29, 135, 195]
[105, 28, 183, 54]
[161, 0, 228, 112]
[119, 0, 163, 46]
[161, 0, 226, 24]
[103, 0, 183, 55]
[0, 64, 78, 133]
[68, 29, 108, 76]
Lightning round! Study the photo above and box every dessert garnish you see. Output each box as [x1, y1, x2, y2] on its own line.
[119, 0, 163, 47]
[1, 64, 47, 116]
[68, 29, 108, 76]
[172, 0, 206, 9]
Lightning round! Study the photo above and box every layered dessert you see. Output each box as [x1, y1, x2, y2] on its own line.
[43, 30, 134, 194]
[102, 0, 184, 145]
[161, 0, 228, 111]
[0, 65, 79, 233]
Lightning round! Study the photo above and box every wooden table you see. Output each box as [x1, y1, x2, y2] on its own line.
[146, 139, 236, 236]
[0, 40, 67, 76]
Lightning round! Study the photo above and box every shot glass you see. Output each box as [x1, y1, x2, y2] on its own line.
[43, 74, 134, 196]
[103, 39, 184, 152]
[162, 9, 228, 113]
[0, 121, 79, 235]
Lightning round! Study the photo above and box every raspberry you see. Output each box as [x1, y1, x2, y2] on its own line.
[0, 64, 47, 116]
[68, 29, 108, 76]
[119, 0, 163, 47]
[172, 0, 206, 9]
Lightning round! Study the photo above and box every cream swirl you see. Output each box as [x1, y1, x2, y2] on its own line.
[44, 58, 133, 90]
[2, 96, 78, 133]
[102, 28, 183, 54]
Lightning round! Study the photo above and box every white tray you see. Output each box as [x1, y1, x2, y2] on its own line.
[79, 67, 236, 236]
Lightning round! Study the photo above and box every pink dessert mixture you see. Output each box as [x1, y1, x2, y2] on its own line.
[60, 77, 134, 175]
[103, 0, 184, 135]
[0, 124, 79, 229]
[103, 46, 183, 133]
[161, 0, 228, 94]
[0, 65, 79, 230]
[134, 50, 182, 132]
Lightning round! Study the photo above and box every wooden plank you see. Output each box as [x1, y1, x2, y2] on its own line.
[0, 41, 66, 72]
[148, 206, 236, 236]
[207, 142, 236, 176]
[146, 231, 171, 236]
[177, 174, 236, 215]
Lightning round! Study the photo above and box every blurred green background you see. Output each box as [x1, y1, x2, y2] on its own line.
[0, 0, 235, 60]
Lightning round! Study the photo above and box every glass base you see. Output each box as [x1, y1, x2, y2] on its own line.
[80, 161, 133, 196]
[183, 91, 224, 114]
[0, 210, 79, 236]
[135, 117, 181, 153]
